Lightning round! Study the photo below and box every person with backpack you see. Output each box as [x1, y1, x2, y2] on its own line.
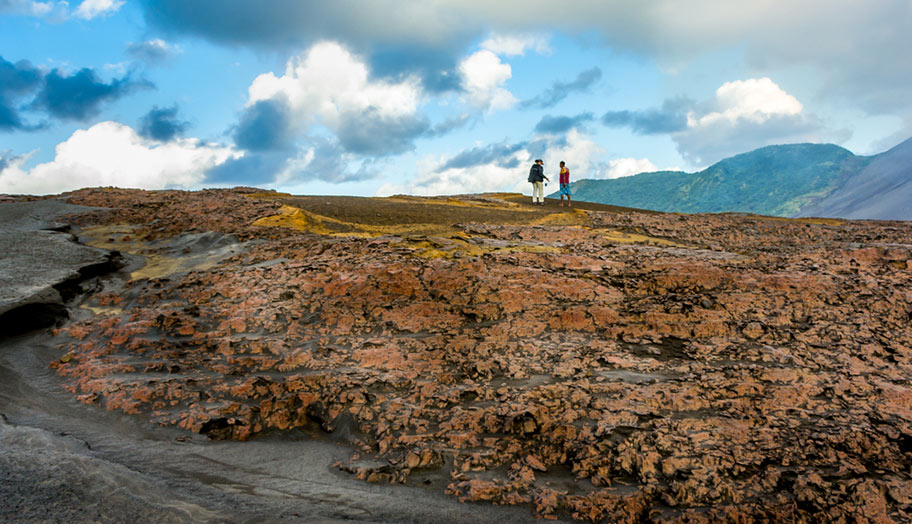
[528, 159, 548, 205]
[558, 161, 571, 207]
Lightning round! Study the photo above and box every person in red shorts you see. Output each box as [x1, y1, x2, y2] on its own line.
[558, 161, 571, 207]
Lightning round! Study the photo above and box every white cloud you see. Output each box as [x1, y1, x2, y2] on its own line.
[601, 158, 660, 179]
[481, 33, 550, 57]
[672, 77, 845, 165]
[248, 41, 422, 131]
[458, 49, 517, 111]
[74, 0, 123, 19]
[0, 122, 240, 195]
[691, 77, 803, 127]
[378, 154, 526, 197]
[541, 129, 604, 180]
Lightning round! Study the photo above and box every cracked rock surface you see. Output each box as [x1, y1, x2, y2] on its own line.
[0, 198, 120, 335]
[40, 187, 912, 522]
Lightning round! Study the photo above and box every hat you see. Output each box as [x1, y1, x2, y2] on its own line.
[534, 159, 543, 163]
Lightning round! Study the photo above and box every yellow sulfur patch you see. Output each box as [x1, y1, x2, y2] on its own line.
[252, 205, 335, 235]
[531, 209, 590, 226]
[80, 305, 124, 316]
[602, 229, 688, 247]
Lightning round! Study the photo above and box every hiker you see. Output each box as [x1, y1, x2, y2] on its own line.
[559, 161, 571, 207]
[528, 159, 548, 205]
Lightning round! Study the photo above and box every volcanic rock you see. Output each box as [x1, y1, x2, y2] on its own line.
[32, 187, 912, 522]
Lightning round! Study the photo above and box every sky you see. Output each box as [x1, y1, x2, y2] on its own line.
[1, 1, 910, 196]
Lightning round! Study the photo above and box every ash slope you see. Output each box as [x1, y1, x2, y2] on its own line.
[20, 187, 912, 522]
[797, 137, 912, 220]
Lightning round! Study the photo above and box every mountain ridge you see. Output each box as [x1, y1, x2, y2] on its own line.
[557, 139, 910, 220]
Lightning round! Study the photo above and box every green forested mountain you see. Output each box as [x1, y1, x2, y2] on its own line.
[560, 143, 871, 216]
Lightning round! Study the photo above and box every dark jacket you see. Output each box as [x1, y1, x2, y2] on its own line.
[528, 163, 545, 182]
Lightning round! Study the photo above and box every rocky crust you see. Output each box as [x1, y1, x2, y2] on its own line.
[0, 199, 124, 337]
[48, 187, 912, 522]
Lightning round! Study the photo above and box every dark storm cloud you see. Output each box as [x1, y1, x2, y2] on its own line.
[437, 141, 527, 172]
[534, 112, 594, 134]
[335, 109, 430, 156]
[601, 97, 692, 135]
[30, 68, 149, 121]
[521, 67, 602, 109]
[138, 104, 190, 141]
[0, 56, 43, 131]
[232, 98, 296, 152]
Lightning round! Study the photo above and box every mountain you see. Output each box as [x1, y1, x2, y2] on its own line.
[557, 140, 912, 220]
[796, 137, 912, 220]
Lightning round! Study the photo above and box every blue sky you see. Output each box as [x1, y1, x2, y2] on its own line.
[1, 1, 910, 196]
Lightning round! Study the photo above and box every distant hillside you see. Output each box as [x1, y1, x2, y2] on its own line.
[556, 142, 896, 218]
[796, 137, 912, 220]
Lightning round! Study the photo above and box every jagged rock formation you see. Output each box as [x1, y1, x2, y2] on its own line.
[33, 187, 912, 522]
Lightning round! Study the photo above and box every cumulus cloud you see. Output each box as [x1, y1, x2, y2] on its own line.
[246, 42, 426, 155]
[138, 104, 190, 141]
[601, 158, 660, 179]
[692, 78, 803, 127]
[534, 112, 594, 134]
[481, 33, 550, 57]
[521, 67, 602, 110]
[458, 49, 517, 111]
[602, 77, 846, 165]
[30, 67, 149, 121]
[126, 39, 182, 64]
[0, 121, 240, 194]
[221, 41, 483, 186]
[74, 0, 123, 19]
[675, 78, 847, 164]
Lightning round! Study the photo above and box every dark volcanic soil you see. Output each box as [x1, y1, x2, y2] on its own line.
[7, 187, 912, 522]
